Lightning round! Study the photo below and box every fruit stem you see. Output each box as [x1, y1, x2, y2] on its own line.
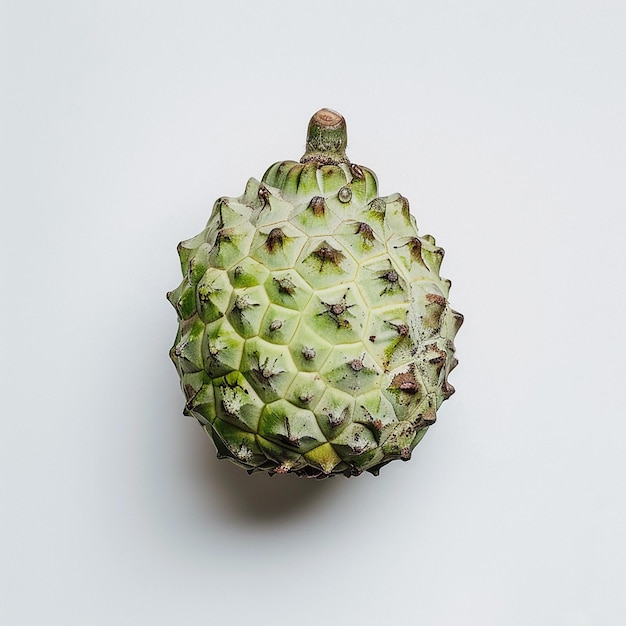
[300, 109, 349, 165]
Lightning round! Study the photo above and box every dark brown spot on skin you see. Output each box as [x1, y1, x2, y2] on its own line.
[442, 381, 455, 399]
[377, 265, 403, 296]
[350, 432, 366, 454]
[309, 196, 326, 217]
[215, 228, 233, 248]
[382, 321, 413, 372]
[426, 293, 447, 306]
[213, 198, 229, 229]
[425, 344, 447, 367]
[183, 384, 197, 401]
[327, 407, 348, 428]
[369, 335, 376, 342]
[399, 196, 410, 220]
[314, 244, 345, 266]
[350, 164, 364, 179]
[257, 185, 270, 206]
[264, 228, 285, 253]
[356, 222, 375, 241]
[452, 310, 464, 333]
[269, 320, 282, 331]
[422, 297, 446, 334]
[401, 238, 428, 269]
[390, 367, 420, 395]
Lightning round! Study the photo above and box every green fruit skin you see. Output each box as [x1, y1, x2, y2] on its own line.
[168, 117, 463, 478]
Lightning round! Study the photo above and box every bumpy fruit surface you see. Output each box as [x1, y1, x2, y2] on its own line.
[168, 109, 463, 477]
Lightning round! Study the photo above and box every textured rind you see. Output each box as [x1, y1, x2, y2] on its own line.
[168, 160, 463, 478]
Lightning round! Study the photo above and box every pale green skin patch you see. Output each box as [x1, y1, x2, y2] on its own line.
[168, 111, 462, 477]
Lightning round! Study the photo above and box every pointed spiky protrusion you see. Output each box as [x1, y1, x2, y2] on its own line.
[302, 347, 316, 360]
[390, 366, 420, 395]
[327, 409, 346, 428]
[269, 319, 283, 332]
[309, 196, 326, 217]
[350, 163, 364, 180]
[264, 228, 286, 253]
[319, 293, 354, 329]
[273, 276, 296, 295]
[312, 244, 345, 267]
[274, 461, 294, 474]
[257, 185, 270, 207]
[356, 222, 375, 242]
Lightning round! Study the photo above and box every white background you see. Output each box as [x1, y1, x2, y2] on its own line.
[2, 1, 625, 624]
